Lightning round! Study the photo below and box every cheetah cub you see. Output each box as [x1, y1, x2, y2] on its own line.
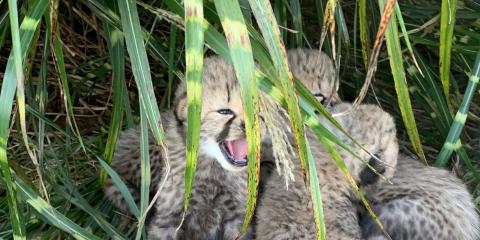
[287, 48, 397, 182]
[256, 101, 398, 240]
[293, 48, 480, 240]
[105, 56, 252, 239]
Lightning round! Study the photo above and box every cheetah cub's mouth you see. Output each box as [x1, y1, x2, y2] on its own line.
[219, 138, 248, 167]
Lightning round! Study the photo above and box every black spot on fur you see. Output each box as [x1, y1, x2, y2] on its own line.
[226, 82, 231, 102]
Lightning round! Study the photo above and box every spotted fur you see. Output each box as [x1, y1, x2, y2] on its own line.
[104, 56, 251, 239]
[360, 156, 480, 240]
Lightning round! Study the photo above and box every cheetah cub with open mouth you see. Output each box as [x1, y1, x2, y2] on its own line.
[291, 48, 480, 240]
[105, 56, 252, 239]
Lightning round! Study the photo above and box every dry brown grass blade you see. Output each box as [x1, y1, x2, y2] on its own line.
[352, 0, 396, 108]
[318, 0, 337, 59]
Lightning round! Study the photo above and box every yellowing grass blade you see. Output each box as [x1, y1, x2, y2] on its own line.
[183, 0, 205, 216]
[378, 0, 426, 163]
[247, 0, 324, 238]
[319, 0, 337, 55]
[248, 0, 308, 182]
[213, 0, 260, 237]
[439, 0, 458, 103]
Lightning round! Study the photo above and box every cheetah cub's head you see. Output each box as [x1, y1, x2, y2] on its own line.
[174, 56, 248, 172]
[322, 103, 399, 185]
[287, 48, 341, 106]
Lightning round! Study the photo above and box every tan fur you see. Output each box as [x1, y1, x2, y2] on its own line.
[291, 48, 480, 240]
[104, 56, 251, 239]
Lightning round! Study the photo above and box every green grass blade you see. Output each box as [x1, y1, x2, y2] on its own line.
[436, 52, 480, 166]
[319, 0, 337, 54]
[0, 0, 47, 238]
[379, 0, 426, 163]
[439, 0, 458, 102]
[166, 24, 178, 108]
[335, 5, 350, 47]
[4, 1, 27, 238]
[408, 54, 451, 133]
[100, 0, 126, 186]
[36, 11, 50, 175]
[117, 1, 163, 236]
[134, 105, 151, 240]
[289, 0, 303, 46]
[98, 158, 141, 218]
[15, 177, 102, 240]
[117, 0, 165, 144]
[183, 0, 205, 215]
[304, 137, 326, 240]
[213, 0, 260, 236]
[273, 0, 288, 43]
[394, 3, 422, 76]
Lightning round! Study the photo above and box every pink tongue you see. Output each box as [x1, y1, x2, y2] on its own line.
[225, 138, 248, 160]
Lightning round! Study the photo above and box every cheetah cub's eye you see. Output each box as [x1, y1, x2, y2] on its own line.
[217, 108, 234, 115]
[314, 93, 326, 105]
